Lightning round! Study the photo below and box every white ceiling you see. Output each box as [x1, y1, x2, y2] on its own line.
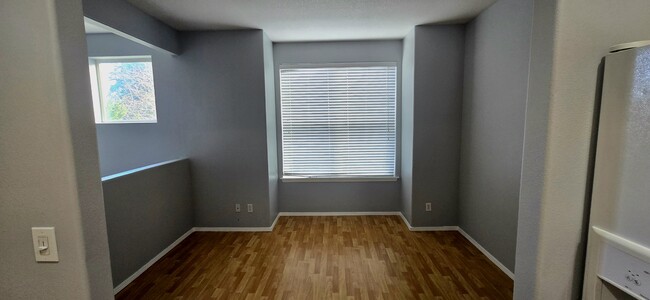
[126, 0, 496, 42]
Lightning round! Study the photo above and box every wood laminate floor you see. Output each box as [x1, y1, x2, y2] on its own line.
[116, 216, 513, 299]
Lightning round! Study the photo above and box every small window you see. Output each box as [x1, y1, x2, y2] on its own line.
[279, 63, 397, 180]
[88, 57, 157, 124]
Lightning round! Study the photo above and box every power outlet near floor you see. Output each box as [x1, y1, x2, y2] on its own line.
[247, 204, 253, 213]
[235, 204, 241, 213]
[425, 203, 432, 212]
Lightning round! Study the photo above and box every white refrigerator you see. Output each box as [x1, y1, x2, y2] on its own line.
[583, 41, 650, 300]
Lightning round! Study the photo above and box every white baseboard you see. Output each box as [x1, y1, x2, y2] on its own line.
[399, 213, 513, 279]
[398, 212, 458, 231]
[194, 213, 281, 232]
[269, 212, 280, 229]
[114, 213, 512, 295]
[194, 226, 272, 232]
[278, 211, 401, 216]
[114, 214, 282, 294]
[113, 228, 194, 294]
[408, 226, 459, 231]
[457, 227, 514, 279]
[194, 212, 401, 232]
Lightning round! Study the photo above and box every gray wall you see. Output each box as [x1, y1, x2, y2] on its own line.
[179, 30, 274, 227]
[408, 25, 465, 227]
[82, 0, 180, 54]
[515, 0, 650, 298]
[90, 30, 277, 228]
[102, 159, 193, 286]
[0, 0, 113, 298]
[279, 182, 401, 212]
[273, 41, 403, 212]
[86, 34, 187, 177]
[263, 33, 279, 222]
[459, 0, 532, 273]
[401, 30, 415, 223]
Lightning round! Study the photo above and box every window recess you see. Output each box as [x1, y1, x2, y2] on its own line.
[279, 63, 398, 181]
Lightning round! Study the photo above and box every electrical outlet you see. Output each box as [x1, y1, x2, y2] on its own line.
[247, 204, 253, 213]
[235, 204, 241, 213]
[425, 203, 432, 211]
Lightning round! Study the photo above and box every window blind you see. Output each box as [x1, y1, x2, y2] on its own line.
[280, 64, 397, 179]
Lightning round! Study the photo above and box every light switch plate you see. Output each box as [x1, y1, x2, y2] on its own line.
[32, 227, 58, 262]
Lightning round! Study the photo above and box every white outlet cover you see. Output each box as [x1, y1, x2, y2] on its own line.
[31, 227, 59, 262]
[247, 204, 253, 213]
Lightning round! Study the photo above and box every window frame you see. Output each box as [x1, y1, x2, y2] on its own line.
[277, 62, 400, 182]
[88, 56, 158, 124]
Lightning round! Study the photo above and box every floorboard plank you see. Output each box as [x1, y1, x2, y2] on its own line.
[116, 216, 512, 299]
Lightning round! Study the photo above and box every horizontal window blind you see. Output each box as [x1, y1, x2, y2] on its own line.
[280, 64, 397, 178]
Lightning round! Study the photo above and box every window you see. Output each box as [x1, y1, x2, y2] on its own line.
[279, 63, 397, 180]
[88, 56, 157, 123]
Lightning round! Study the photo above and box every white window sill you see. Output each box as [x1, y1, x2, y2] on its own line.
[281, 176, 399, 183]
[96, 121, 157, 125]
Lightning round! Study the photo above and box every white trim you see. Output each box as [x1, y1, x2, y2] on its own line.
[398, 212, 413, 229]
[279, 62, 398, 69]
[593, 226, 650, 263]
[113, 213, 513, 295]
[102, 158, 186, 181]
[457, 227, 515, 279]
[113, 228, 194, 294]
[96, 121, 158, 125]
[113, 214, 280, 295]
[281, 177, 399, 183]
[195, 213, 403, 233]
[113, 214, 282, 294]
[397, 212, 458, 231]
[278, 211, 401, 216]
[408, 226, 459, 232]
[194, 226, 273, 232]
[270, 213, 280, 229]
[89, 56, 152, 63]
[194, 213, 282, 232]
[609, 40, 650, 53]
